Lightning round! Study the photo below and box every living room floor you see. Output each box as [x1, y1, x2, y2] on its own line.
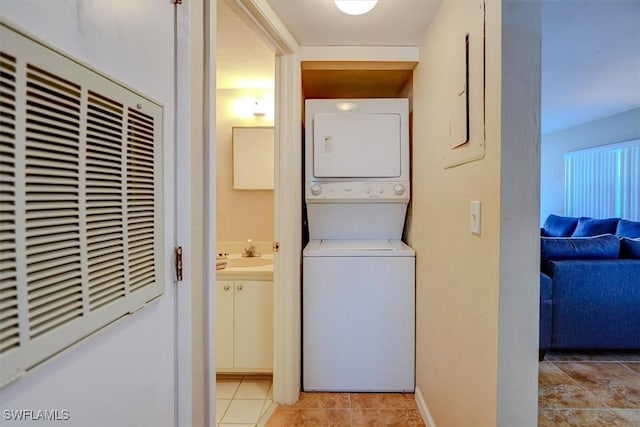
[539, 351, 640, 426]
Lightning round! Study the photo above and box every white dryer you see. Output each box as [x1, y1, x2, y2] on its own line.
[303, 99, 415, 392]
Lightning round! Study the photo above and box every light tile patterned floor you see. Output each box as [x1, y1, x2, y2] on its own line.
[539, 351, 640, 426]
[216, 375, 274, 427]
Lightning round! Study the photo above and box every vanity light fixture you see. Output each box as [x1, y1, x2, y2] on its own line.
[334, 0, 378, 16]
[252, 98, 266, 116]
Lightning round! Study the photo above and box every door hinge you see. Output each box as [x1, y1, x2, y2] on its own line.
[272, 241, 280, 252]
[175, 246, 183, 282]
[172, 0, 183, 4]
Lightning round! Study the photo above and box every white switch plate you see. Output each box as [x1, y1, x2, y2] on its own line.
[470, 201, 481, 235]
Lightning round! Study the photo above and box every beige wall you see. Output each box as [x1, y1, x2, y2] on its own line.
[409, 0, 539, 425]
[410, 2, 500, 423]
[216, 89, 274, 242]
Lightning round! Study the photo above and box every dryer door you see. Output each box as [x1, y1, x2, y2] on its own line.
[313, 113, 401, 178]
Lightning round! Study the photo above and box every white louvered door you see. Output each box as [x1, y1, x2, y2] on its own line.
[0, 23, 164, 387]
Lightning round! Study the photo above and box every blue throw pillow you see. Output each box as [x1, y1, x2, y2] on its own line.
[572, 217, 620, 237]
[541, 234, 621, 261]
[542, 214, 579, 237]
[620, 238, 640, 259]
[616, 219, 640, 238]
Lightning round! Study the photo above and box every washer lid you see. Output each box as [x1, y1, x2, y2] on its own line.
[304, 239, 415, 257]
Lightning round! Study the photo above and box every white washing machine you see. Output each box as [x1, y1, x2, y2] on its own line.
[303, 99, 415, 392]
[303, 240, 415, 392]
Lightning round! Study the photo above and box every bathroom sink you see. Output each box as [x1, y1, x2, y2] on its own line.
[225, 257, 273, 268]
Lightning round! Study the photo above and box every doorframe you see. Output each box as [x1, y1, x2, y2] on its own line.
[221, 0, 301, 405]
[175, 0, 213, 425]
[175, 1, 194, 425]
[272, 52, 302, 404]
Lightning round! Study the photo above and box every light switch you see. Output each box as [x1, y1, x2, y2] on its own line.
[470, 200, 481, 235]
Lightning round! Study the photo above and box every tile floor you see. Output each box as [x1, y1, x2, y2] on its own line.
[265, 392, 424, 426]
[539, 351, 640, 426]
[217, 352, 640, 427]
[216, 375, 275, 427]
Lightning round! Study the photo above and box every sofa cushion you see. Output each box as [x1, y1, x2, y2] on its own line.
[616, 219, 640, 238]
[539, 272, 553, 300]
[542, 214, 579, 237]
[572, 217, 620, 237]
[541, 234, 620, 262]
[547, 259, 640, 349]
[620, 238, 640, 259]
[539, 272, 553, 350]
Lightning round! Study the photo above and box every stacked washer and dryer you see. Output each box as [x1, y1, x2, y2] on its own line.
[303, 98, 415, 392]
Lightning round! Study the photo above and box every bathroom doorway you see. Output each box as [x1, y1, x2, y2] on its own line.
[214, 1, 278, 424]
[209, 0, 302, 417]
[215, 0, 276, 247]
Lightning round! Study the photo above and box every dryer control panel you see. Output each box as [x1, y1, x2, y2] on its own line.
[306, 181, 410, 202]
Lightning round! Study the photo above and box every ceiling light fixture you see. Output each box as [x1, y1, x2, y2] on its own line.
[334, 0, 378, 16]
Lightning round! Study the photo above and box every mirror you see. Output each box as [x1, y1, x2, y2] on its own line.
[232, 126, 274, 190]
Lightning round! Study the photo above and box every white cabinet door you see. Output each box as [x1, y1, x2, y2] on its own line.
[233, 281, 273, 370]
[215, 281, 234, 369]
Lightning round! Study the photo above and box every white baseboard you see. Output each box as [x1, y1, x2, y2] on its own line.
[415, 386, 437, 427]
[257, 401, 278, 427]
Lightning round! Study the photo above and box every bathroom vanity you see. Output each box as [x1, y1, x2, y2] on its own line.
[215, 254, 273, 373]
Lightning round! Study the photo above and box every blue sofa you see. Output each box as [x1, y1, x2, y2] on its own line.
[539, 215, 640, 358]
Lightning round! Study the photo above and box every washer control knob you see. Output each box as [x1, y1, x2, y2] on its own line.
[393, 184, 406, 196]
[310, 183, 322, 196]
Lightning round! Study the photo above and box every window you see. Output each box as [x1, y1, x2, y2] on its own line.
[0, 23, 163, 387]
[564, 139, 640, 221]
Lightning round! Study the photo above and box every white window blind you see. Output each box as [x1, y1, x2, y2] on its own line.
[564, 139, 640, 221]
[0, 23, 164, 387]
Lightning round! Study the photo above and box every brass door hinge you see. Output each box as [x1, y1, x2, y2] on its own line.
[272, 241, 280, 252]
[175, 246, 183, 282]
[173, 0, 182, 4]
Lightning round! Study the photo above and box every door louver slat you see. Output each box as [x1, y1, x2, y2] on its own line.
[0, 23, 162, 386]
[28, 280, 81, 302]
[0, 269, 17, 283]
[27, 256, 80, 277]
[0, 51, 19, 356]
[28, 281, 83, 338]
[25, 238, 78, 256]
[30, 306, 83, 338]
[126, 109, 155, 294]
[86, 91, 126, 311]
[27, 261, 81, 287]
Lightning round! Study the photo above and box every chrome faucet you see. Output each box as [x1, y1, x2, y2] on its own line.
[242, 238, 261, 257]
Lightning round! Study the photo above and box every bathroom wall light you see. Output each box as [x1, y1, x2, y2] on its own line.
[231, 94, 274, 119]
[334, 0, 378, 16]
[252, 98, 266, 116]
